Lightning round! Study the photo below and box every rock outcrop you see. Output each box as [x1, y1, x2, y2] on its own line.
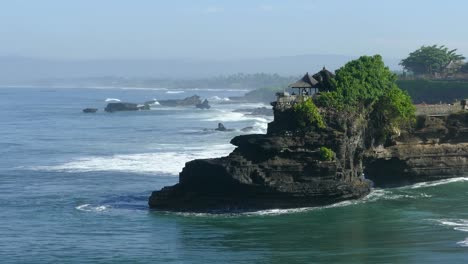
[214, 123, 234, 132]
[82, 108, 98, 113]
[158, 95, 202, 107]
[104, 102, 149, 112]
[149, 98, 373, 212]
[365, 113, 468, 187]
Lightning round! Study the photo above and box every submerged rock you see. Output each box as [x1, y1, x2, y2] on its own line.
[158, 95, 202, 107]
[82, 108, 98, 113]
[104, 102, 149, 112]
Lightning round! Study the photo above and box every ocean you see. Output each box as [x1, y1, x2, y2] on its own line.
[1, 87, 467, 263]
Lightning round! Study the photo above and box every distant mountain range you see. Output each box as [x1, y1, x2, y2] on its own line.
[0, 54, 402, 85]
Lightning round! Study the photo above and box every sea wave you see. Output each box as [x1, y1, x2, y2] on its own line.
[208, 96, 230, 102]
[76, 204, 110, 212]
[457, 238, 468, 247]
[105, 98, 121, 102]
[201, 110, 270, 123]
[166, 189, 433, 218]
[166, 90, 185, 94]
[433, 218, 468, 247]
[27, 144, 234, 175]
[146, 99, 160, 105]
[436, 219, 468, 231]
[407, 177, 468, 189]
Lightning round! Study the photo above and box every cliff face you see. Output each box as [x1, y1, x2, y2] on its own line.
[149, 99, 372, 212]
[365, 113, 468, 187]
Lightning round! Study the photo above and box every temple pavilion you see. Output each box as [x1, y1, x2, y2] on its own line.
[288, 67, 335, 95]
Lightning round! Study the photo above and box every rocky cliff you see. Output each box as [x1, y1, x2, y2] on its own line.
[149, 94, 468, 212]
[149, 97, 372, 212]
[365, 113, 468, 187]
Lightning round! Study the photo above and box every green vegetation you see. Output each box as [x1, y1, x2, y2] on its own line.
[293, 98, 326, 129]
[400, 45, 465, 76]
[313, 55, 415, 142]
[396, 80, 468, 104]
[318, 147, 335, 161]
[373, 86, 416, 133]
[332, 55, 399, 107]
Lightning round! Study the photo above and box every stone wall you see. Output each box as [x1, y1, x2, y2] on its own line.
[415, 103, 464, 116]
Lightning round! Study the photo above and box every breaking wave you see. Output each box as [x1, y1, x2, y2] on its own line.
[105, 98, 121, 102]
[208, 96, 230, 102]
[168, 188, 434, 217]
[27, 144, 234, 175]
[76, 204, 110, 212]
[408, 177, 468, 189]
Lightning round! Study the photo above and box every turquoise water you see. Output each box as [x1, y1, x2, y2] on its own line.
[1, 87, 468, 263]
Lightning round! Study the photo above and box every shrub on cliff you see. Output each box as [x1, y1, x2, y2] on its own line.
[319, 147, 335, 161]
[376, 86, 416, 128]
[293, 98, 326, 129]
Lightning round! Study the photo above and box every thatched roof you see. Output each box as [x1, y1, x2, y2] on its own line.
[312, 67, 335, 83]
[288, 72, 319, 88]
[312, 67, 335, 91]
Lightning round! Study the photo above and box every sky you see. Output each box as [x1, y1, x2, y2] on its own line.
[1, 0, 467, 61]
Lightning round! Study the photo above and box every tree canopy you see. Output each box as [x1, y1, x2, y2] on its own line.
[400, 45, 465, 76]
[314, 55, 415, 141]
[316, 55, 401, 109]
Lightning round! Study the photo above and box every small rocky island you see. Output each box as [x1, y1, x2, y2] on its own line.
[149, 56, 467, 212]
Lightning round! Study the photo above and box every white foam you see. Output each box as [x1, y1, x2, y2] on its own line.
[168, 188, 435, 217]
[457, 238, 468, 247]
[28, 144, 234, 175]
[76, 204, 110, 212]
[149, 99, 160, 105]
[166, 90, 185, 94]
[202, 110, 270, 123]
[408, 177, 468, 189]
[208, 96, 230, 102]
[437, 219, 468, 228]
[105, 98, 121, 102]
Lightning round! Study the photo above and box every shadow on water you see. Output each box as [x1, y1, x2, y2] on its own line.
[145, 182, 468, 263]
[146, 202, 415, 263]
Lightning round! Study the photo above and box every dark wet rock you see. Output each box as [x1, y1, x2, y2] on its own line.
[158, 95, 202, 107]
[215, 123, 234, 132]
[82, 108, 98, 113]
[196, 99, 211, 109]
[104, 102, 150, 112]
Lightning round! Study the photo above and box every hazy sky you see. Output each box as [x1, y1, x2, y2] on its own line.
[1, 0, 467, 60]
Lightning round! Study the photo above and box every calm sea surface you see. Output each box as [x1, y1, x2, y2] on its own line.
[1, 87, 468, 263]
